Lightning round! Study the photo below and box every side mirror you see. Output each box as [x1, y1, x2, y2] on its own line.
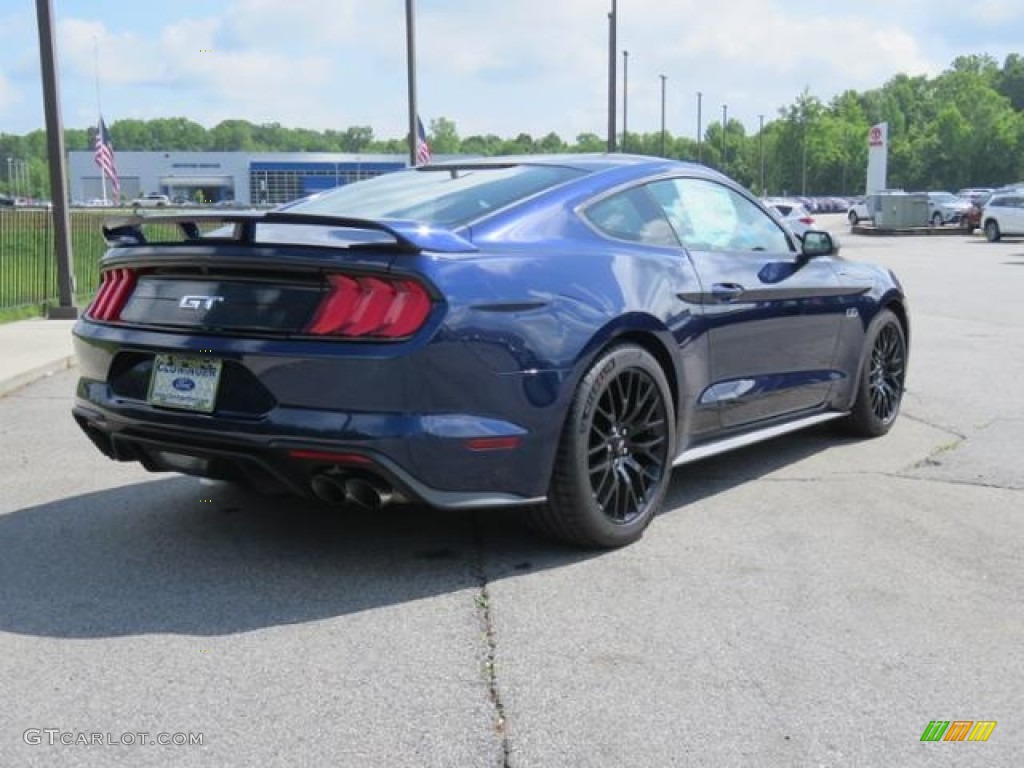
[801, 229, 838, 258]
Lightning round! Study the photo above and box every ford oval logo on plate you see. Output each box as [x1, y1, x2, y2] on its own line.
[172, 377, 196, 392]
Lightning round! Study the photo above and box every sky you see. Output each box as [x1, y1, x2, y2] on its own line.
[0, 0, 1022, 141]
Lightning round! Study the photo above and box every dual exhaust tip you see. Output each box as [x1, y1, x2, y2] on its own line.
[310, 470, 393, 509]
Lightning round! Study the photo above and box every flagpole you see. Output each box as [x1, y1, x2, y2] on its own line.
[94, 36, 107, 204]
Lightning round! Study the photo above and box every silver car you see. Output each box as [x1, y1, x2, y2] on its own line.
[925, 191, 971, 227]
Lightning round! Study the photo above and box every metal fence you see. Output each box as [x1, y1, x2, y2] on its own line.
[0, 208, 110, 313]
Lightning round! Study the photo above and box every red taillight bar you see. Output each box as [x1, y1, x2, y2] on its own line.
[306, 274, 431, 339]
[88, 268, 137, 321]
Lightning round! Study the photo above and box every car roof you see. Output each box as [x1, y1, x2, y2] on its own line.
[427, 152, 706, 175]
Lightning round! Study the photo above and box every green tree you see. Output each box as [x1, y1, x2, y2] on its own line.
[427, 118, 460, 155]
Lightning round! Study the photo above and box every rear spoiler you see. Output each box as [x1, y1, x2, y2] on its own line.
[101, 210, 478, 253]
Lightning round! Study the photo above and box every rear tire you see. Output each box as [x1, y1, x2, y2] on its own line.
[848, 210, 858, 225]
[931, 212, 943, 227]
[841, 309, 906, 437]
[527, 344, 675, 548]
[984, 220, 1001, 242]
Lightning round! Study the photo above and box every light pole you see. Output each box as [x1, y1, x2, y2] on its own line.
[801, 113, 808, 196]
[35, 0, 77, 317]
[721, 104, 727, 171]
[622, 50, 629, 153]
[659, 74, 667, 157]
[758, 114, 765, 195]
[6, 157, 12, 196]
[405, 0, 419, 168]
[696, 91, 702, 163]
[607, 0, 617, 153]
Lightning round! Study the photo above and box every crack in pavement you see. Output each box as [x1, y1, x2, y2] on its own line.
[759, 471, 1021, 492]
[900, 410, 967, 440]
[471, 515, 512, 768]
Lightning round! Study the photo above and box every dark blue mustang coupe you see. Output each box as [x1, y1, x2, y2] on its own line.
[72, 155, 908, 548]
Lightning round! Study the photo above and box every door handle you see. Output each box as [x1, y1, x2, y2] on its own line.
[710, 282, 745, 301]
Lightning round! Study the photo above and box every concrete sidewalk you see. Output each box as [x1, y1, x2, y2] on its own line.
[0, 317, 78, 397]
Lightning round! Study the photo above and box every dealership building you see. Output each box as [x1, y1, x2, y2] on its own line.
[67, 151, 411, 206]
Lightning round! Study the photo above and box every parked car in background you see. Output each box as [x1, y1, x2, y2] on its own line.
[72, 154, 909, 548]
[763, 198, 816, 238]
[131, 193, 170, 208]
[925, 191, 971, 227]
[847, 197, 870, 224]
[980, 190, 1024, 241]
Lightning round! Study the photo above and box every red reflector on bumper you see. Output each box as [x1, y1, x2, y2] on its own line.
[288, 450, 372, 465]
[464, 437, 522, 452]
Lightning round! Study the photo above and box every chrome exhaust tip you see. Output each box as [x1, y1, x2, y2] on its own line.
[310, 471, 349, 504]
[343, 476, 393, 509]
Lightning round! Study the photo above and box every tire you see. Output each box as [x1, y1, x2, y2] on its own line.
[527, 344, 675, 548]
[984, 219, 1001, 242]
[848, 210, 858, 225]
[931, 212, 943, 227]
[841, 309, 907, 437]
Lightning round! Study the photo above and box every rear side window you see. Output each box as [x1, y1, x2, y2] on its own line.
[583, 186, 679, 246]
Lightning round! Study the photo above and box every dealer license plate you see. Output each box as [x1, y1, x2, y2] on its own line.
[148, 354, 223, 413]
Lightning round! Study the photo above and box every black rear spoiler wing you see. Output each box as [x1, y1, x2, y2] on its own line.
[101, 210, 478, 253]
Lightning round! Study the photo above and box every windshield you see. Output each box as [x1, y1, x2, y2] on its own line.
[283, 164, 588, 228]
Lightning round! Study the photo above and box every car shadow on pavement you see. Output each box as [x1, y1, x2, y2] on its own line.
[0, 474, 588, 639]
[0, 425, 855, 640]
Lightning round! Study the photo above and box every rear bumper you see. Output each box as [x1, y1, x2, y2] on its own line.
[72, 398, 544, 509]
[71, 321, 567, 508]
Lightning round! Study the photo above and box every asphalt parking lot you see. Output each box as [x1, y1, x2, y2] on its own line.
[1, 216, 1021, 767]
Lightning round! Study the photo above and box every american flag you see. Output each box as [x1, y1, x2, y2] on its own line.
[416, 116, 431, 166]
[93, 116, 120, 203]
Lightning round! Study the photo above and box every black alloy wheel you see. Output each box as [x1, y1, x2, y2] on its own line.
[867, 322, 905, 425]
[842, 309, 907, 437]
[528, 344, 675, 548]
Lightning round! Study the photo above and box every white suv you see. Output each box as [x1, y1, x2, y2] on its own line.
[981, 192, 1024, 241]
[132, 193, 170, 208]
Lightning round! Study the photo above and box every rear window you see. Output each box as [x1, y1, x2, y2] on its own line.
[283, 164, 588, 228]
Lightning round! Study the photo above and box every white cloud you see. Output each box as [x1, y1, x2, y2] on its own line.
[3, 1, 1021, 139]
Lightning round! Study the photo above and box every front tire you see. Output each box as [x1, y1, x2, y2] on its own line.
[984, 220, 1001, 242]
[931, 212, 943, 227]
[841, 309, 906, 437]
[848, 210, 859, 225]
[528, 344, 675, 548]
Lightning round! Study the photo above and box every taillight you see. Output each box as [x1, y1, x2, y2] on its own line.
[799, 216, 815, 225]
[306, 274, 432, 338]
[88, 268, 137, 321]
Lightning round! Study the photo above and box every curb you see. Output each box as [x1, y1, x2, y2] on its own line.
[850, 224, 977, 237]
[0, 356, 77, 399]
